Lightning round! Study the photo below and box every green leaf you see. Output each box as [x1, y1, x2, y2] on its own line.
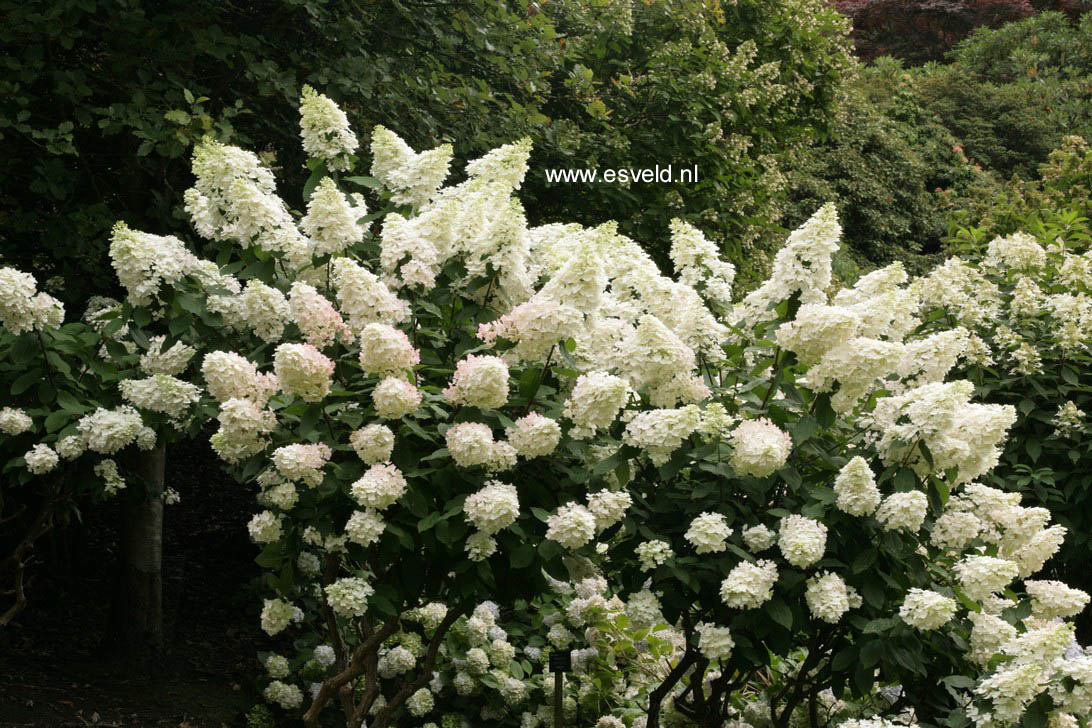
[55, 389, 85, 414]
[859, 639, 885, 668]
[766, 597, 792, 630]
[44, 410, 69, 432]
[255, 543, 284, 569]
[10, 370, 41, 396]
[303, 165, 329, 202]
[417, 512, 443, 533]
[814, 394, 835, 428]
[510, 544, 534, 569]
[344, 176, 384, 190]
[792, 415, 817, 444]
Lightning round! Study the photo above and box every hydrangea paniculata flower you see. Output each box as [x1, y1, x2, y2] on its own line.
[299, 85, 358, 171]
[443, 355, 510, 410]
[728, 417, 792, 478]
[685, 512, 732, 554]
[274, 343, 335, 402]
[545, 503, 597, 550]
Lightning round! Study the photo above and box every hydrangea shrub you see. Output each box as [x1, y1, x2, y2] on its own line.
[4, 88, 1092, 728]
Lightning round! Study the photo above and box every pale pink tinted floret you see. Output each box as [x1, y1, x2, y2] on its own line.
[272, 443, 332, 487]
[202, 351, 279, 405]
[288, 282, 353, 348]
[274, 343, 335, 402]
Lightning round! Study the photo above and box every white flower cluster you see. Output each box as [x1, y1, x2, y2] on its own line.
[0, 407, 32, 435]
[24, 443, 59, 475]
[696, 622, 734, 661]
[350, 463, 408, 510]
[587, 490, 632, 531]
[545, 503, 598, 550]
[445, 422, 515, 472]
[287, 281, 353, 348]
[358, 323, 419, 376]
[870, 380, 1016, 484]
[299, 177, 365, 256]
[728, 417, 792, 477]
[622, 405, 702, 466]
[1052, 401, 1086, 438]
[635, 540, 674, 571]
[108, 222, 207, 306]
[1024, 580, 1090, 620]
[325, 576, 374, 617]
[734, 204, 841, 325]
[94, 459, 126, 495]
[210, 397, 277, 463]
[331, 258, 409, 329]
[299, 85, 358, 171]
[264, 654, 290, 679]
[899, 588, 957, 630]
[505, 413, 561, 458]
[259, 598, 302, 637]
[778, 515, 827, 568]
[201, 351, 278, 404]
[77, 406, 144, 454]
[685, 512, 732, 554]
[406, 687, 434, 717]
[742, 524, 777, 551]
[274, 343, 335, 402]
[264, 680, 303, 710]
[954, 556, 1019, 601]
[349, 424, 395, 465]
[184, 139, 311, 268]
[983, 232, 1047, 272]
[119, 374, 202, 422]
[563, 372, 630, 439]
[463, 480, 520, 548]
[669, 218, 735, 312]
[443, 355, 510, 409]
[804, 572, 859, 624]
[875, 491, 929, 533]
[371, 125, 452, 209]
[372, 376, 422, 419]
[345, 509, 385, 547]
[247, 510, 283, 544]
[720, 559, 778, 609]
[833, 456, 881, 516]
[272, 443, 331, 487]
[940, 483, 1067, 578]
[140, 337, 196, 376]
[0, 266, 64, 334]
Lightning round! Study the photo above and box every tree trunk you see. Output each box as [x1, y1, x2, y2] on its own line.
[109, 443, 165, 660]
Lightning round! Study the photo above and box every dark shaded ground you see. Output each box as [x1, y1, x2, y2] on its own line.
[0, 437, 262, 727]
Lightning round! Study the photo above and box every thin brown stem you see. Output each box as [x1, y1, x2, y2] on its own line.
[368, 604, 469, 728]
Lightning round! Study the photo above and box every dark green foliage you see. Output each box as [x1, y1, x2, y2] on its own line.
[529, 0, 856, 284]
[785, 60, 987, 271]
[950, 10, 1092, 81]
[915, 69, 1078, 179]
[1, 0, 855, 308]
[910, 12, 1092, 180]
[947, 134, 1092, 245]
[0, 0, 567, 307]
